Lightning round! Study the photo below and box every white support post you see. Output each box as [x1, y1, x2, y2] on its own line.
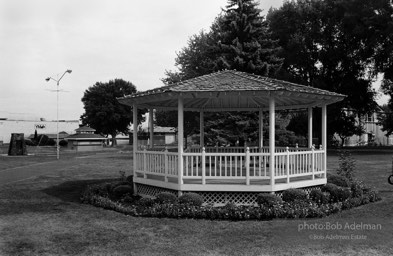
[132, 104, 138, 194]
[202, 147, 206, 185]
[322, 104, 327, 177]
[178, 97, 184, 195]
[269, 96, 275, 190]
[259, 109, 263, 149]
[245, 147, 250, 185]
[200, 111, 204, 148]
[308, 107, 313, 148]
[149, 108, 154, 148]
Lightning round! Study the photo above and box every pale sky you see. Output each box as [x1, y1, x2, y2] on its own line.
[6, 0, 386, 121]
[0, 0, 286, 121]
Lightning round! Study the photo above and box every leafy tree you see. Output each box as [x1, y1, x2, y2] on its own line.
[267, 0, 392, 140]
[81, 79, 145, 146]
[334, 110, 364, 147]
[286, 111, 308, 138]
[157, 0, 283, 144]
[377, 104, 393, 137]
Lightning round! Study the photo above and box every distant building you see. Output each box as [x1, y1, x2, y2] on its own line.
[336, 108, 393, 146]
[130, 126, 176, 146]
[0, 117, 79, 145]
[65, 126, 106, 151]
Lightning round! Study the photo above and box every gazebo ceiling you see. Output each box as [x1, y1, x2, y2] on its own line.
[118, 70, 345, 111]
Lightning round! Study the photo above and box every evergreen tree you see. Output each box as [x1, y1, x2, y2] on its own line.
[157, 0, 283, 145]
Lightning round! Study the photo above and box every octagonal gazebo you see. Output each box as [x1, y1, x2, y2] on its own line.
[118, 70, 345, 204]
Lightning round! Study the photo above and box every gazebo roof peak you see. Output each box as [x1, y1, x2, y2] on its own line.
[118, 70, 345, 111]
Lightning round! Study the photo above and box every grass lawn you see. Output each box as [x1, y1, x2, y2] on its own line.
[0, 149, 393, 255]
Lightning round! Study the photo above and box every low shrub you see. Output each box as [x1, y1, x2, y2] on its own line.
[112, 185, 133, 199]
[282, 189, 307, 202]
[366, 190, 381, 202]
[336, 150, 355, 181]
[121, 194, 141, 205]
[80, 183, 110, 203]
[25, 139, 36, 146]
[342, 197, 362, 210]
[137, 197, 155, 207]
[321, 183, 351, 203]
[256, 193, 283, 207]
[126, 175, 134, 184]
[178, 193, 204, 206]
[80, 177, 381, 221]
[327, 173, 350, 187]
[59, 140, 68, 147]
[155, 192, 177, 204]
[350, 181, 364, 198]
[309, 189, 330, 205]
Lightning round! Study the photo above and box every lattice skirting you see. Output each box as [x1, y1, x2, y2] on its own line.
[135, 183, 323, 205]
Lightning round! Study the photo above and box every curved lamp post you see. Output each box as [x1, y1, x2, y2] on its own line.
[45, 69, 72, 160]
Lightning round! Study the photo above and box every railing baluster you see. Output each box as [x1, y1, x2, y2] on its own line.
[202, 147, 206, 185]
[286, 147, 290, 183]
[143, 149, 147, 178]
[311, 145, 315, 179]
[246, 147, 250, 185]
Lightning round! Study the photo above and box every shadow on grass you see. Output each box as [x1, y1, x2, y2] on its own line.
[42, 179, 117, 203]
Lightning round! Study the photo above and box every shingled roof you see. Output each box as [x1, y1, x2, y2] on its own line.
[118, 70, 345, 111]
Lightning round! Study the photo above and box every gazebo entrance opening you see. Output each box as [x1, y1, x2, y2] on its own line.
[118, 70, 344, 204]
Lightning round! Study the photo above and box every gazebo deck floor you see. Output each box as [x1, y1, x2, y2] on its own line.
[140, 173, 322, 185]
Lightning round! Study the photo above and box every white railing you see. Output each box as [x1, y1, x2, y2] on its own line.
[135, 149, 178, 181]
[186, 145, 315, 154]
[135, 146, 325, 186]
[274, 148, 324, 181]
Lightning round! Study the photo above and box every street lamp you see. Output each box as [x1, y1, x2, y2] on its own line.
[45, 69, 72, 160]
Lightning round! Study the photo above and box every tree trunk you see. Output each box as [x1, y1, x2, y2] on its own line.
[111, 133, 117, 147]
[339, 136, 346, 147]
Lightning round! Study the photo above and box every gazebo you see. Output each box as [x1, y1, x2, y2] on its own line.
[118, 70, 345, 204]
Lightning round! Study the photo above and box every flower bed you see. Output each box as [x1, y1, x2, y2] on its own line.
[81, 175, 381, 221]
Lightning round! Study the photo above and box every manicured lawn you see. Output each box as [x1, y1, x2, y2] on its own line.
[0, 149, 393, 255]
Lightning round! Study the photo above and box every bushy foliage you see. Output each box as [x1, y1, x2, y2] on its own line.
[282, 189, 307, 202]
[327, 173, 350, 187]
[126, 175, 134, 184]
[337, 151, 356, 181]
[256, 193, 283, 207]
[137, 197, 155, 207]
[36, 134, 56, 146]
[25, 139, 36, 146]
[321, 183, 351, 203]
[112, 185, 133, 199]
[59, 140, 68, 147]
[178, 193, 204, 206]
[81, 177, 381, 221]
[155, 192, 178, 204]
[309, 189, 330, 205]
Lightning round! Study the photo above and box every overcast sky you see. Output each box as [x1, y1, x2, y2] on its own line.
[0, 0, 287, 121]
[1, 0, 386, 121]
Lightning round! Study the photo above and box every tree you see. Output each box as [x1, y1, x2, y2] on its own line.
[157, 0, 283, 144]
[377, 104, 393, 137]
[81, 79, 145, 146]
[267, 0, 392, 139]
[334, 110, 364, 147]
